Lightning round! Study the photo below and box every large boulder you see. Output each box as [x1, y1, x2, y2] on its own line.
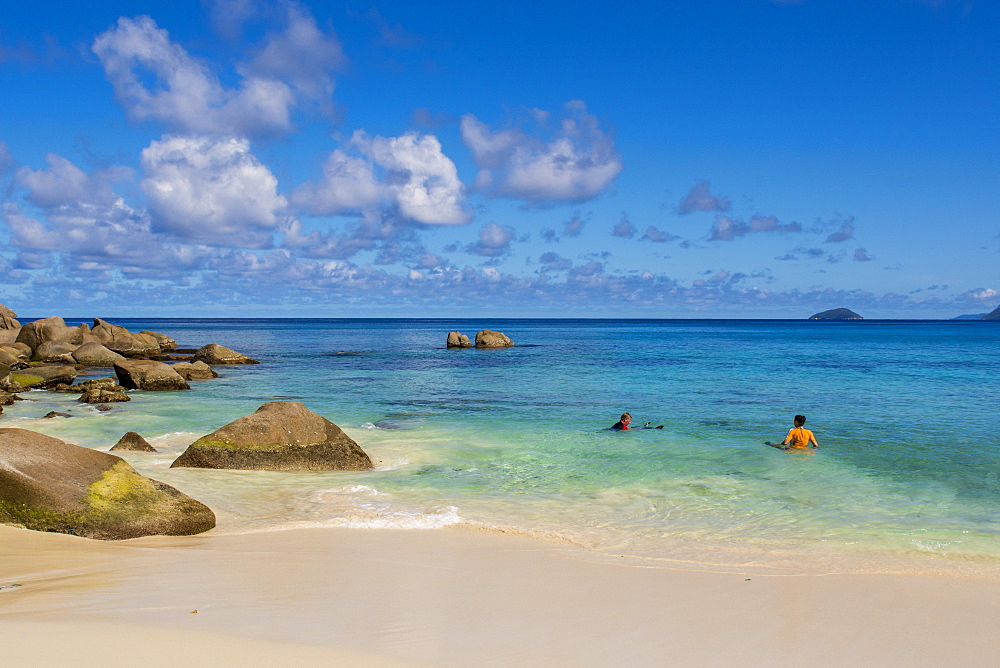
[0, 428, 215, 540]
[446, 331, 472, 348]
[475, 329, 514, 348]
[10, 365, 78, 389]
[171, 401, 373, 471]
[15, 316, 78, 351]
[3, 343, 31, 361]
[92, 318, 160, 357]
[171, 360, 218, 380]
[114, 360, 190, 391]
[73, 342, 127, 367]
[0, 348, 24, 369]
[110, 432, 156, 452]
[0, 304, 21, 337]
[192, 344, 259, 365]
[141, 331, 177, 349]
[32, 340, 78, 363]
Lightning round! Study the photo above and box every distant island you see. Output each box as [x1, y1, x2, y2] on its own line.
[952, 304, 1000, 321]
[808, 308, 863, 321]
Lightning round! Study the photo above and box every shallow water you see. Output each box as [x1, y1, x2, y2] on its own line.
[5, 318, 999, 574]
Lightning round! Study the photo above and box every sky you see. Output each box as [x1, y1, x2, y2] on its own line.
[1, 0, 998, 318]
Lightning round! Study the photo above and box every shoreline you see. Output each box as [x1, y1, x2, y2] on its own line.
[3, 523, 998, 666]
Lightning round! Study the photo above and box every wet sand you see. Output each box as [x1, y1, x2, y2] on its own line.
[1, 524, 997, 666]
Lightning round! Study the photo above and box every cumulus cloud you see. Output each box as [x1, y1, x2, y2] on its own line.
[354, 132, 470, 225]
[854, 247, 873, 262]
[677, 181, 731, 215]
[709, 215, 802, 241]
[141, 135, 287, 248]
[538, 251, 572, 272]
[465, 222, 516, 257]
[0, 141, 15, 175]
[564, 213, 586, 237]
[295, 131, 469, 225]
[460, 100, 622, 205]
[825, 218, 856, 243]
[92, 11, 341, 137]
[641, 226, 680, 243]
[612, 212, 636, 238]
[243, 4, 345, 109]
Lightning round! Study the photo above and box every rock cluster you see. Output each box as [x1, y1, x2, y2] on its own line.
[446, 329, 514, 348]
[0, 304, 257, 398]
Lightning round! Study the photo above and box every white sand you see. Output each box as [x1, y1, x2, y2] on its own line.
[1, 524, 998, 666]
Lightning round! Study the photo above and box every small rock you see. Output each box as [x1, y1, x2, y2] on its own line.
[43, 412, 71, 418]
[110, 431, 156, 452]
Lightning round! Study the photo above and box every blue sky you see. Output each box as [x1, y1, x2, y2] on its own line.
[1, 0, 997, 318]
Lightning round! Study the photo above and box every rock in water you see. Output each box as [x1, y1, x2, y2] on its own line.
[192, 344, 259, 365]
[114, 360, 191, 391]
[475, 329, 514, 348]
[0, 428, 215, 539]
[446, 331, 472, 348]
[171, 360, 219, 380]
[10, 365, 78, 389]
[808, 308, 863, 321]
[171, 401, 373, 471]
[111, 431, 156, 452]
[79, 388, 130, 404]
[73, 342, 127, 367]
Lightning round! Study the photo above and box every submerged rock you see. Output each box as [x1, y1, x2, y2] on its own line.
[114, 360, 191, 391]
[446, 331, 472, 348]
[110, 431, 156, 452]
[475, 329, 514, 348]
[192, 343, 259, 365]
[171, 401, 373, 471]
[0, 428, 214, 539]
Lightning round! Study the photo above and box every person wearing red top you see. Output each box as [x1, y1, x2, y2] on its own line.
[611, 412, 632, 430]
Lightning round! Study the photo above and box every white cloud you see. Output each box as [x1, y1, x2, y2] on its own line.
[141, 135, 287, 248]
[292, 149, 382, 215]
[357, 132, 469, 225]
[460, 100, 622, 204]
[709, 215, 802, 241]
[294, 132, 468, 225]
[677, 181, 731, 215]
[243, 4, 345, 108]
[465, 222, 516, 257]
[92, 15, 297, 137]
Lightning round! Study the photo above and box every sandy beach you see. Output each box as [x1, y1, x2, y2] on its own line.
[2, 524, 997, 667]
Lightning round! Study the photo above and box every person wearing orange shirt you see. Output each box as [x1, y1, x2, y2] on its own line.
[779, 414, 819, 449]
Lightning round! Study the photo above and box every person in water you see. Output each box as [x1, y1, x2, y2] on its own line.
[779, 415, 819, 449]
[611, 412, 633, 430]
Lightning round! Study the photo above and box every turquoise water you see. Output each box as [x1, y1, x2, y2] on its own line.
[5, 319, 999, 574]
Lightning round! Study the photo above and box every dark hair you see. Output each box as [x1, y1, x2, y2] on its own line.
[794, 415, 806, 427]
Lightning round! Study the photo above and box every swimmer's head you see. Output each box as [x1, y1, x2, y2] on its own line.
[620, 412, 632, 424]
[794, 415, 806, 427]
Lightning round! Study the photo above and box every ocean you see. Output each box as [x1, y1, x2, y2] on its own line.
[5, 318, 999, 576]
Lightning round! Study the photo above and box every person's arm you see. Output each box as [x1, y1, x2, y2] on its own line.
[809, 431, 819, 448]
[779, 428, 794, 446]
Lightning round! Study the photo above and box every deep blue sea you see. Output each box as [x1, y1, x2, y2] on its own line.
[6, 318, 999, 575]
